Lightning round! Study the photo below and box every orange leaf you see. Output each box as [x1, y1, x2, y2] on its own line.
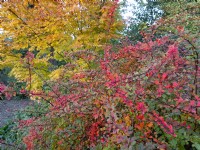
[135, 122, 144, 130]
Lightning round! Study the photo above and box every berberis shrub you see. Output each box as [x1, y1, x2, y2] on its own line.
[18, 26, 199, 149]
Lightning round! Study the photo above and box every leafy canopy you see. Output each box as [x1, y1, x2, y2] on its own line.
[0, 0, 123, 90]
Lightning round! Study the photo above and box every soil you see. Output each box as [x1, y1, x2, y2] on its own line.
[0, 99, 34, 127]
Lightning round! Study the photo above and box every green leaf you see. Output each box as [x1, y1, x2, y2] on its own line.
[193, 143, 200, 150]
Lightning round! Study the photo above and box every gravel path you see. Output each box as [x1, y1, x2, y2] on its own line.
[0, 100, 33, 127]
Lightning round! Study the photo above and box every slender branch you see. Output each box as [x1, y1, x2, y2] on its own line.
[7, 9, 27, 25]
[28, 58, 32, 93]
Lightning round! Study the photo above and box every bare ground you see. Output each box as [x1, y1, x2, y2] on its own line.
[0, 99, 33, 127]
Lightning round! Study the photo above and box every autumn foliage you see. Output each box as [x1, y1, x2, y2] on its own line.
[0, 0, 122, 90]
[18, 27, 199, 149]
[0, 0, 199, 149]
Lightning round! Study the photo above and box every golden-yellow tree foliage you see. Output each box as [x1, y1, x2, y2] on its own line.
[0, 0, 123, 90]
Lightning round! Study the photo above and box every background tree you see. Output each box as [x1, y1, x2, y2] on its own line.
[121, 0, 163, 43]
[0, 0, 123, 90]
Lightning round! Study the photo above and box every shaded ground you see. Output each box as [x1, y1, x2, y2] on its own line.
[0, 99, 33, 127]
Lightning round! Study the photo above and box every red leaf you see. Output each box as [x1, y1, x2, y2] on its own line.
[136, 102, 147, 114]
[152, 111, 176, 137]
[162, 73, 168, 81]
